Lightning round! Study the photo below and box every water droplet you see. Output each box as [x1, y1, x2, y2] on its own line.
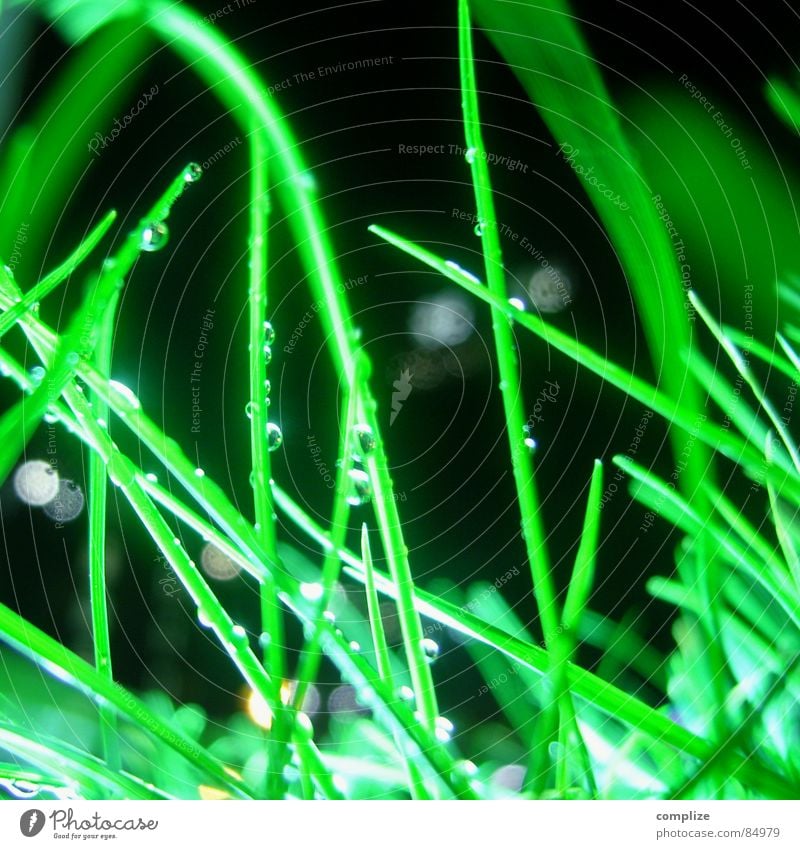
[29, 365, 45, 384]
[323, 610, 336, 623]
[44, 412, 58, 424]
[346, 468, 371, 506]
[351, 424, 375, 460]
[263, 321, 275, 345]
[108, 379, 141, 412]
[145, 472, 158, 482]
[523, 437, 536, 451]
[194, 467, 206, 478]
[457, 759, 478, 777]
[245, 401, 256, 420]
[263, 345, 272, 365]
[508, 297, 526, 311]
[397, 685, 415, 702]
[295, 171, 317, 192]
[266, 422, 283, 452]
[264, 379, 271, 394]
[444, 260, 482, 286]
[184, 162, 203, 183]
[140, 221, 169, 252]
[465, 147, 477, 164]
[474, 221, 485, 237]
[230, 624, 249, 648]
[349, 640, 361, 652]
[66, 351, 80, 366]
[435, 714, 454, 742]
[421, 637, 440, 663]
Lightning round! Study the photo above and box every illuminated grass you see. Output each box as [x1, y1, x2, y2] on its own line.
[0, 0, 797, 802]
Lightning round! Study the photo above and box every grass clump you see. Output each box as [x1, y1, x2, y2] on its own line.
[0, 0, 797, 801]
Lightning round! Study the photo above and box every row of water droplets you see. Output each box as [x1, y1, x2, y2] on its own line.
[245, 320, 283, 454]
[139, 162, 203, 253]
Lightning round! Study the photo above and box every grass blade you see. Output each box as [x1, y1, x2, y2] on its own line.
[458, 0, 559, 667]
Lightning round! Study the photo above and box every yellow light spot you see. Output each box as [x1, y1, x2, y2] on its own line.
[247, 690, 273, 730]
[198, 785, 232, 800]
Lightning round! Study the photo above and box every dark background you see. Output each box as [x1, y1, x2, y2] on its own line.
[1, 0, 798, 740]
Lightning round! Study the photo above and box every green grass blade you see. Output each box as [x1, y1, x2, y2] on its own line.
[246, 124, 288, 800]
[362, 524, 392, 681]
[765, 433, 800, 593]
[0, 721, 170, 800]
[552, 460, 603, 795]
[471, 0, 710, 504]
[87, 284, 120, 775]
[271, 482, 792, 796]
[458, 0, 559, 664]
[615, 454, 799, 627]
[0, 603, 251, 798]
[145, 1, 438, 736]
[293, 362, 359, 709]
[0, 210, 116, 341]
[362, 524, 430, 799]
[689, 289, 800, 473]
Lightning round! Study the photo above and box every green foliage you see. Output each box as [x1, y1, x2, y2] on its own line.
[0, 0, 797, 802]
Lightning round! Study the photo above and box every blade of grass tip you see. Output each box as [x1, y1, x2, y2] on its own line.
[765, 432, 800, 593]
[552, 460, 603, 796]
[0, 603, 250, 798]
[292, 358, 360, 711]
[459, 0, 559, 653]
[766, 76, 800, 134]
[367, 224, 800, 501]
[0, 210, 117, 341]
[615, 454, 800, 626]
[722, 327, 799, 384]
[273, 484, 791, 797]
[689, 289, 800, 474]
[0, 266, 121, 487]
[362, 524, 430, 800]
[247, 126, 289, 800]
[88, 284, 121, 775]
[0, 165, 197, 486]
